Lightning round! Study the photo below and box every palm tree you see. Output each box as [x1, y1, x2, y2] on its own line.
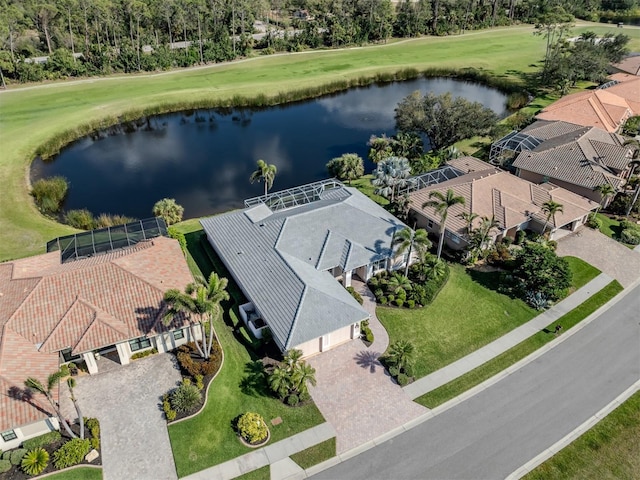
[392, 227, 431, 277]
[624, 142, 640, 215]
[163, 272, 229, 359]
[541, 200, 564, 236]
[422, 189, 466, 260]
[458, 211, 479, 237]
[421, 254, 446, 280]
[470, 215, 500, 255]
[372, 157, 412, 201]
[250, 159, 277, 196]
[386, 340, 415, 373]
[593, 183, 616, 213]
[25, 371, 77, 439]
[152, 198, 184, 225]
[387, 272, 413, 294]
[327, 153, 364, 185]
[283, 349, 303, 373]
[267, 366, 290, 399]
[291, 362, 317, 397]
[66, 378, 84, 439]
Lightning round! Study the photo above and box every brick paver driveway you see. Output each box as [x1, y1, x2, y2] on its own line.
[307, 281, 427, 454]
[69, 354, 182, 480]
[556, 227, 640, 287]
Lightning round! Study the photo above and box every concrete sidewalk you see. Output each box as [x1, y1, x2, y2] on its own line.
[403, 273, 614, 399]
[182, 422, 336, 480]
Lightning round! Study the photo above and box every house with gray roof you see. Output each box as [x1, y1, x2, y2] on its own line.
[201, 180, 409, 357]
[502, 121, 634, 205]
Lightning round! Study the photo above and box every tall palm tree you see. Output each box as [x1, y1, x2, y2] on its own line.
[25, 371, 77, 439]
[163, 272, 229, 359]
[423, 189, 466, 260]
[291, 362, 317, 397]
[372, 157, 412, 201]
[340, 153, 365, 185]
[66, 378, 84, 439]
[250, 159, 277, 196]
[267, 366, 290, 399]
[624, 142, 640, 215]
[471, 215, 500, 254]
[392, 227, 431, 277]
[541, 200, 564, 235]
[386, 339, 415, 373]
[593, 183, 616, 213]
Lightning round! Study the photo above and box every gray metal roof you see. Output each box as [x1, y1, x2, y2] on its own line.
[201, 185, 406, 350]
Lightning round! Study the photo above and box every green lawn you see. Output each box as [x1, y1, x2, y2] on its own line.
[43, 467, 103, 480]
[564, 256, 601, 290]
[289, 437, 337, 469]
[524, 390, 640, 480]
[377, 263, 537, 378]
[235, 465, 270, 480]
[416, 280, 623, 408]
[595, 213, 637, 249]
[2, 23, 639, 262]
[167, 231, 325, 478]
[350, 175, 389, 206]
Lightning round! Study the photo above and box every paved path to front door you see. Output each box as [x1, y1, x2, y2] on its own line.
[306, 281, 427, 454]
[69, 354, 182, 480]
[556, 227, 640, 287]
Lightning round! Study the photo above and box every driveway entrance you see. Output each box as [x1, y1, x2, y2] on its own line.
[306, 281, 427, 454]
[66, 354, 182, 480]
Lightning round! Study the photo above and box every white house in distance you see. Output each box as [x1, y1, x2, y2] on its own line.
[408, 157, 599, 251]
[0, 220, 195, 450]
[201, 179, 411, 357]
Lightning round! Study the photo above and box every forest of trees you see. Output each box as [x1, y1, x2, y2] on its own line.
[0, 0, 637, 82]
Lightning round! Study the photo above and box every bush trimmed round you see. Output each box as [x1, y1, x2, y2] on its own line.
[237, 412, 269, 445]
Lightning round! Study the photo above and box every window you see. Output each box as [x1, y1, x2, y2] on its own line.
[173, 329, 185, 340]
[129, 337, 152, 352]
[371, 258, 387, 273]
[1, 430, 17, 442]
[427, 220, 434, 229]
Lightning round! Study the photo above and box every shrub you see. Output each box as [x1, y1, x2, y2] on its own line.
[397, 373, 410, 386]
[407, 299, 415, 308]
[171, 382, 202, 413]
[379, 296, 388, 305]
[168, 227, 187, 253]
[22, 431, 62, 451]
[515, 230, 526, 245]
[130, 348, 157, 360]
[1, 451, 8, 460]
[194, 374, 205, 390]
[85, 417, 100, 450]
[90, 437, 100, 451]
[506, 91, 530, 110]
[388, 365, 400, 377]
[10, 448, 26, 465]
[65, 209, 95, 230]
[21, 448, 49, 476]
[53, 438, 91, 469]
[31, 176, 69, 214]
[621, 228, 640, 245]
[395, 298, 404, 307]
[547, 240, 558, 250]
[177, 351, 201, 377]
[287, 394, 300, 406]
[0, 459, 11, 474]
[586, 213, 602, 229]
[237, 413, 268, 444]
[346, 286, 364, 305]
[526, 291, 551, 310]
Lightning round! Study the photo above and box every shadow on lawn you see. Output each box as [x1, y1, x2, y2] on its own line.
[467, 267, 520, 300]
[239, 360, 271, 397]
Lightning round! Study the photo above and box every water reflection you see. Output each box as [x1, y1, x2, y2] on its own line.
[32, 78, 508, 219]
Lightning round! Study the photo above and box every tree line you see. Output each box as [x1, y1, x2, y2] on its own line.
[0, 0, 635, 82]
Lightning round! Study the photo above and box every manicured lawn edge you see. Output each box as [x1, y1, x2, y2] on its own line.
[234, 465, 270, 480]
[563, 256, 600, 291]
[415, 280, 623, 408]
[523, 389, 640, 479]
[289, 437, 337, 470]
[38, 466, 103, 480]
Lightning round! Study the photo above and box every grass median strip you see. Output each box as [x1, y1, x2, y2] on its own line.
[523, 390, 640, 480]
[290, 437, 337, 470]
[415, 280, 623, 409]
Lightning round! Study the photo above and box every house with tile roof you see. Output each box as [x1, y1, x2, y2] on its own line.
[408, 157, 598, 251]
[610, 54, 640, 77]
[0, 235, 194, 450]
[201, 180, 410, 357]
[535, 79, 640, 133]
[509, 121, 634, 205]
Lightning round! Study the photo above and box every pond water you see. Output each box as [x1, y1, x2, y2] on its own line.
[32, 78, 508, 219]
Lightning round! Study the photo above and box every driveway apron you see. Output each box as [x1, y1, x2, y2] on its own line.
[556, 227, 640, 287]
[68, 354, 182, 480]
[306, 280, 427, 454]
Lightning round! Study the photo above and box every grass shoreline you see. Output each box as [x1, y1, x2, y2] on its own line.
[2, 23, 639, 262]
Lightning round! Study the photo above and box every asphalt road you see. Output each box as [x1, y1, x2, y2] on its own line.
[314, 282, 640, 480]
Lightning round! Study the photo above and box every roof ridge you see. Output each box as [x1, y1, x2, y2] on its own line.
[315, 230, 332, 269]
[341, 239, 353, 271]
[77, 296, 130, 337]
[5, 275, 44, 327]
[38, 297, 95, 352]
[72, 318, 129, 355]
[284, 286, 308, 349]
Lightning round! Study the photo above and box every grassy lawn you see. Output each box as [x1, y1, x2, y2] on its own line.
[350, 175, 389, 206]
[564, 256, 601, 290]
[43, 468, 103, 480]
[416, 280, 623, 408]
[2, 23, 639, 261]
[235, 465, 270, 480]
[167, 231, 325, 478]
[523, 390, 640, 480]
[289, 437, 337, 469]
[377, 263, 537, 378]
[595, 213, 637, 249]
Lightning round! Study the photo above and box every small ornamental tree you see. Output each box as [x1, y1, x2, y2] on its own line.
[326, 153, 365, 184]
[21, 448, 49, 476]
[237, 412, 268, 444]
[152, 198, 184, 225]
[512, 242, 572, 304]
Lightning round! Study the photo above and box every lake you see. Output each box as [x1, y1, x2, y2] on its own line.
[31, 77, 508, 219]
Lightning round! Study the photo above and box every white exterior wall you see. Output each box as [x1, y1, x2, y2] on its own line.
[0, 417, 59, 451]
[294, 323, 361, 358]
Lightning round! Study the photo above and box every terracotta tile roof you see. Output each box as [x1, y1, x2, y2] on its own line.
[447, 156, 495, 174]
[612, 55, 640, 76]
[409, 165, 598, 236]
[0, 236, 193, 432]
[512, 125, 631, 190]
[520, 120, 586, 140]
[536, 89, 637, 132]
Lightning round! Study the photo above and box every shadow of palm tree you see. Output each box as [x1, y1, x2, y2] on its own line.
[354, 350, 382, 373]
[239, 360, 270, 397]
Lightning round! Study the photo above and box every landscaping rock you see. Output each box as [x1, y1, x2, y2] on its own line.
[85, 449, 100, 463]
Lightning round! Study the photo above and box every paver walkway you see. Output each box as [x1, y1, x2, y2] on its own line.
[403, 273, 613, 399]
[556, 227, 640, 287]
[63, 354, 182, 480]
[306, 280, 428, 454]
